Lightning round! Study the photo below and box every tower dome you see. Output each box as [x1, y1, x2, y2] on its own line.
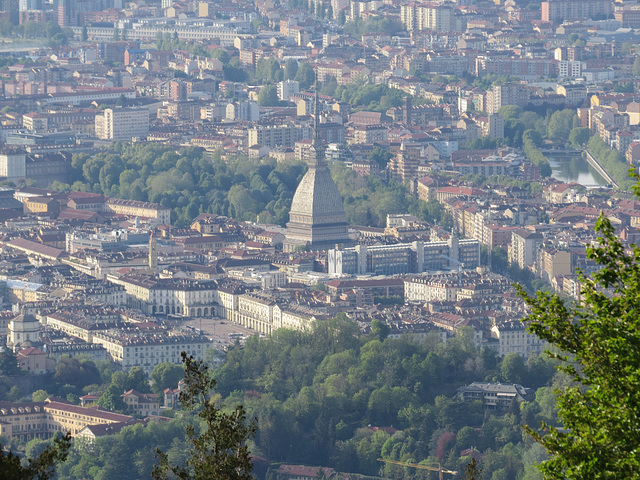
[284, 88, 350, 251]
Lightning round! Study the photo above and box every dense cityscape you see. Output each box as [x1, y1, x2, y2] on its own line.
[0, 0, 637, 478]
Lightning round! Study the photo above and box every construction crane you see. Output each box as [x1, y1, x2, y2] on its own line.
[377, 458, 457, 480]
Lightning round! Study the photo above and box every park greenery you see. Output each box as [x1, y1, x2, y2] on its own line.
[0, 317, 562, 480]
[48, 143, 450, 230]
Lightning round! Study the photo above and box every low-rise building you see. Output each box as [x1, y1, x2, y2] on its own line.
[456, 382, 533, 409]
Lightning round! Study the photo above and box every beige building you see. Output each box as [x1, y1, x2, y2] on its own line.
[103, 198, 171, 225]
[0, 400, 133, 440]
[536, 246, 572, 283]
[108, 274, 220, 317]
[491, 320, 546, 358]
[121, 390, 161, 416]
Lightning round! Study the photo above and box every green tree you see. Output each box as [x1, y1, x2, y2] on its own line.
[151, 362, 185, 395]
[257, 85, 279, 106]
[98, 384, 127, 412]
[633, 57, 640, 77]
[547, 109, 577, 144]
[0, 348, 20, 376]
[569, 127, 590, 148]
[152, 353, 257, 480]
[500, 353, 526, 384]
[294, 62, 316, 90]
[517, 207, 640, 479]
[0, 432, 71, 480]
[81, 25, 88, 41]
[284, 59, 299, 80]
[32, 390, 49, 402]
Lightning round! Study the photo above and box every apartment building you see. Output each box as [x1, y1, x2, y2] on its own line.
[247, 124, 312, 148]
[541, 0, 611, 22]
[508, 228, 544, 270]
[121, 390, 161, 416]
[485, 83, 531, 114]
[401, 3, 453, 32]
[91, 330, 210, 374]
[0, 152, 26, 183]
[491, 319, 546, 357]
[103, 198, 170, 225]
[95, 107, 150, 141]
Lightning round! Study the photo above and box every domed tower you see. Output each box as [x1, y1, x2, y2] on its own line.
[7, 313, 41, 353]
[284, 88, 349, 251]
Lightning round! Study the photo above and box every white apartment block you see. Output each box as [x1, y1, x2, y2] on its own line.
[95, 107, 150, 141]
[247, 124, 312, 148]
[277, 80, 300, 101]
[91, 331, 210, 374]
[0, 153, 26, 182]
[401, 4, 452, 31]
[558, 61, 584, 79]
[508, 229, 543, 270]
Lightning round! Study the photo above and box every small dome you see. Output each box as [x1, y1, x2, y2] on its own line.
[12, 314, 38, 323]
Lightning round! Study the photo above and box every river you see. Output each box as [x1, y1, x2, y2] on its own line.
[546, 153, 608, 188]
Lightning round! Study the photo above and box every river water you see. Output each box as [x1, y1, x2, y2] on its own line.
[547, 153, 608, 188]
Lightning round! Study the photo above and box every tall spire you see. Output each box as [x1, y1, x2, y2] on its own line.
[314, 76, 320, 148]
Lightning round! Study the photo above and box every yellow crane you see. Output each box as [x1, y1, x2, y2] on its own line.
[377, 458, 458, 480]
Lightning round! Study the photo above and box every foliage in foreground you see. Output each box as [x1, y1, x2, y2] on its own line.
[153, 352, 256, 480]
[518, 209, 640, 479]
[0, 432, 71, 480]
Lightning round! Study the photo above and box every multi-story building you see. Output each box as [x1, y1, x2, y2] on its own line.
[277, 79, 300, 101]
[91, 330, 210, 374]
[485, 83, 531, 114]
[477, 57, 555, 82]
[508, 228, 544, 270]
[351, 124, 387, 144]
[103, 198, 171, 225]
[456, 382, 533, 409]
[541, 0, 612, 22]
[487, 114, 505, 140]
[107, 274, 220, 317]
[94, 107, 149, 141]
[226, 101, 259, 121]
[247, 124, 312, 148]
[404, 271, 511, 303]
[491, 319, 546, 358]
[121, 390, 161, 416]
[328, 237, 481, 276]
[0, 151, 26, 183]
[401, 3, 452, 31]
[556, 84, 587, 105]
